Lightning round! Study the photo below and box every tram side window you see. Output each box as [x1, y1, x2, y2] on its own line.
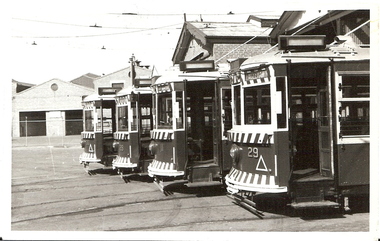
[339, 74, 370, 136]
[158, 93, 172, 129]
[233, 85, 241, 125]
[244, 84, 271, 124]
[340, 101, 369, 136]
[117, 105, 128, 131]
[84, 110, 94, 131]
[341, 75, 370, 98]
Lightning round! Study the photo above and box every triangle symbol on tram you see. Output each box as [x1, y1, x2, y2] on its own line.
[88, 144, 94, 153]
[256, 155, 268, 172]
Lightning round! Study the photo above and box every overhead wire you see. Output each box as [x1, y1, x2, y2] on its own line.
[12, 23, 183, 38]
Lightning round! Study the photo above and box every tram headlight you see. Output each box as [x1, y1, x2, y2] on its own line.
[80, 140, 86, 148]
[149, 140, 158, 156]
[113, 141, 119, 151]
[230, 144, 243, 165]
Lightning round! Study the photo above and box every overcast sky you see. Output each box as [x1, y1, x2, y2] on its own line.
[9, 0, 376, 85]
[9, 0, 279, 84]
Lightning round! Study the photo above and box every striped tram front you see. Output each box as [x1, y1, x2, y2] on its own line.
[225, 167, 287, 194]
[147, 159, 184, 177]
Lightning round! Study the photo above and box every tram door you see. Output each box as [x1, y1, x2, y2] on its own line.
[186, 81, 215, 162]
[317, 66, 334, 178]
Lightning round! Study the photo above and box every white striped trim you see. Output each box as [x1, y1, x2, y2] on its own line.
[226, 167, 279, 188]
[150, 130, 174, 140]
[81, 132, 95, 139]
[242, 77, 270, 86]
[147, 159, 184, 177]
[227, 131, 273, 144]
[116, 96, 128, 106]
[79, 152, 100, 163]
[112, 156, 137, 168]
[113, 132, 129, 140]
[83, 102, 95, 109]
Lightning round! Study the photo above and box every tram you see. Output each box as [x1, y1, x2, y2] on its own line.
[225, 35, 369, 212]
[79, 87, 119, 173]
[112, 85, 154, 178]
[147, 61, 233, 192]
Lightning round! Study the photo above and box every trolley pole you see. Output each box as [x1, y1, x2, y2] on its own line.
[130, 54, 135, 87]
[25, 116, 28, 146]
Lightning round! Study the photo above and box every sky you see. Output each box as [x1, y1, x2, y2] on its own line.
[9, 0, 280, 84]
[9, 0, 377, 85]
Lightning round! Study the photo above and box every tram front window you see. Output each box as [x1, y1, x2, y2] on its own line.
[117, 105, 128, 131]
[244, 84, 271, 124]
[131, 102, 138, 131]
[84, 110, 94, 131]
[233, 85, 241, 125]
[101, 108, 113, 134]
[158, 93, 173, 129]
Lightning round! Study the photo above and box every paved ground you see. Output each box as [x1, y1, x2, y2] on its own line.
[3, 135, 375, 240]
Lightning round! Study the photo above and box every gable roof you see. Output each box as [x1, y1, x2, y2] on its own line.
[16, 78, 94, 96]
[269, 10, 356, 39]
[172, 21, 276, 64]
[70, 73, 100, 89]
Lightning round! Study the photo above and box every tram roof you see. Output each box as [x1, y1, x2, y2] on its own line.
[116, 86, 152, 96]
[240, 36, 370, 70]
[154, 70, 229, 85]
[82, 93, 116, 102]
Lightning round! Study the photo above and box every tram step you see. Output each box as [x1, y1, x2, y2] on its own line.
[292, 168, 318, 178]
[185, 181, 222, 188]
[291, 174, 336, 204]
[188, 163, 220, 183]
[293, 173, 334, 183]
[187, 159, 218, 168]
[290, 200, 340, 209]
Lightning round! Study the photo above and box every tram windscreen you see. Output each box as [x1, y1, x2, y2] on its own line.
[244, 84, 271, 124]
[102, 108, 113, 134]
[157, 93, 173, 129]
[84, 110, 94, 131]
[117, 105, 128, 131]
[233, 85, 241, 125]
[175, 92, 184, 129]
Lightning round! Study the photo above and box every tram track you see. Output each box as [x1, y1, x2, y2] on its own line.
[12, 191, 229, 225]
[11, 179, 123, 194]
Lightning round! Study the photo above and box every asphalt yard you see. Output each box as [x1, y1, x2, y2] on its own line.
[6, 135, 372, 240]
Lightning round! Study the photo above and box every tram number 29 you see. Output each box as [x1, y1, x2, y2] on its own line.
[248, 147, 259, 158]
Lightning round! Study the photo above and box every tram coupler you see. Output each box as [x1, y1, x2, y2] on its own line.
[228, 193, 264, 218]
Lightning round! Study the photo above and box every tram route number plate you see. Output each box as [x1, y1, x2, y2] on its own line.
[248, 147, 259, 158]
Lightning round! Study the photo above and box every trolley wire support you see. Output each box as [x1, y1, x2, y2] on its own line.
[228, 193, 265, 219]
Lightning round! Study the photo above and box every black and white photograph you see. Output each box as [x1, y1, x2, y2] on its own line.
[3, 0, 380, 240]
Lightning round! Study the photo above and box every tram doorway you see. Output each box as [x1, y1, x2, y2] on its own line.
[186, 81, 215, 162]
[289, 64, 331, 173]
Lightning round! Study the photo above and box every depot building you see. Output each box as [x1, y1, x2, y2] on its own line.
[12, 62, 157, 138]
[12, 78, 95, 137]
